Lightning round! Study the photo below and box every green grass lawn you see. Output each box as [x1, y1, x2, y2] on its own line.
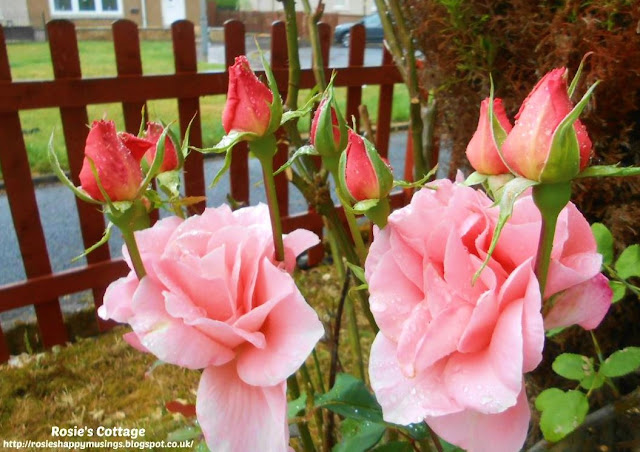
[5, 40, 409, 177]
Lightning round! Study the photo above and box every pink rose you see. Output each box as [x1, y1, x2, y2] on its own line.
[222, 55, 273, 136]
[79, 120, 146, 202]
[98, 204, 324, 451]
[465, 98, 512, 175]
[501, 68, 592, 182]
[366, 180, 610, 452]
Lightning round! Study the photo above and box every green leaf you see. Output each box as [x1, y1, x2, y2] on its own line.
[274, 145, 319, 176]
[601, 347, 640, 378]
[315, 373, 383, 423]
[287, 392, 307, 419]
[346, 262, 367, 285]
[194, 441, 210, 452]
[333, 419, 386, 452]
[579, 372, 605, 390]
[535, 388, 589, 442]
[591, 223, 614, 266]
[166, 425, 202, 442]
[610, 280, 626, 303]
[398, 422, 428, 440]
[577, 165, 640, 179]
[552, 353, 594, 381]
[371, 441, 413, 452]
[473, 177, 538, 282]
[281, 92, 322, 125]
[615, 244, 640, 280]
[157, 170, 181, 199]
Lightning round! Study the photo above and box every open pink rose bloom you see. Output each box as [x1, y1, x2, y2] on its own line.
[98, 204, 324, 451]
[366, 179, 611, 452]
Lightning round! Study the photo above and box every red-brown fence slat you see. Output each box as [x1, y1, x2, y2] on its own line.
[113, 20, 147, 134]
[346, 23, 365, 133]
[376, 47, 394, 158]
[172, 20, 206, 215]
[224, 20, 250, 207]
[270, 21, 289, 218]
[48, 20, 114, 332]
[0, 66, 402, 113]
[0, 25, 67, 349]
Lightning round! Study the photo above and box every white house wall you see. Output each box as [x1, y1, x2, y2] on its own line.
[240, 0, 373, 17]
[0, 0, 30, 26]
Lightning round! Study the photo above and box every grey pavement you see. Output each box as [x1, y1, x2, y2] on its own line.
[209, 36, 386, 68]
[0, 132, 408, 329]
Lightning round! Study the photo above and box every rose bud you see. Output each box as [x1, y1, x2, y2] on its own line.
[501, 68, 592, 182]
[339, 130, 393, 202]
[143, 122, 179, 172]
[310, 97, 347, 158]
[79, 120, 145, 202]
[222, 55, 273, 137]
[465, 98, 512, 175]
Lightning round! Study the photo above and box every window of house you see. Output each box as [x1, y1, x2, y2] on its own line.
[50, 0, 123, 16]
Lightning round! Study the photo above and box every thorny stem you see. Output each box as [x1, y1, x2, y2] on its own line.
[281, 0, 301, 111]
[302, 0, 327, 90]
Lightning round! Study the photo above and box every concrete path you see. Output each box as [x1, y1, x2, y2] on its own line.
[0, 132, 408, 328]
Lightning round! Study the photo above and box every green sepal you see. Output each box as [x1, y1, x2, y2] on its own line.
[463, 171, 487, 187]
[487, 75, 514, 174]
[394, 164, 438, 189]
[47, 132, 100, 205]
[135, 121, 171, 198]
[248, 133, 278, 161]
[274, 145, 319, 176]
[280, 92, 322, 125]
[577, 164, 640, 178]
[364, 135, 394, 198]
[105, 198, 151, 233]
[72, 221, 113, 262]
[314, 73, 348, 158]
[353, 199, 379, 213]
[364, 197, 391, 229]
[540, 81, 599, 183]
[87, 157, 114, 211]
[473, 177, 539, 283]
[158, 119, 185, 170]
[257, 42, 283, 136]
[568, 52, 592, 99]
[198, 130, 255, 154]
[210, 147, 233, 188]
[485, 173, 515, 201]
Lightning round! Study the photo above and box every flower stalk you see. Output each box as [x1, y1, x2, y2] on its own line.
[532, 181, 572, 298]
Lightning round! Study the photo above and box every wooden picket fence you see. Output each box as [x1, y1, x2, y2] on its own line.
[0, 18, 407, 362]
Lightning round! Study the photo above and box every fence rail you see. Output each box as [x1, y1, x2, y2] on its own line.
[0, 18, 405, 362]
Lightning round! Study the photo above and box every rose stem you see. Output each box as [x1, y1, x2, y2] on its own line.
[532, 182, 571, 301]
[287, 374, 317, 452]
[121, 229, 146, 280]
[257, 154, 286, 262]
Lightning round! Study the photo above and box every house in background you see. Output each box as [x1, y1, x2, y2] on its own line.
[20, 0, 203, 38]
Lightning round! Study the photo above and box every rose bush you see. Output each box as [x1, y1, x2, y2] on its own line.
[98, 204, 325, 451]
[366, 179, 611, 452]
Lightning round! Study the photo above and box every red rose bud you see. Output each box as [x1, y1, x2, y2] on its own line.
[222, 55, 273, 136]
[143, 122, 179, 172]
[340, 130, 393, 202]
[466, 98, 512, 175]
[501, 68, 592, 182]
[79, 120, 144, 202]
[310, 97, 346, 158]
